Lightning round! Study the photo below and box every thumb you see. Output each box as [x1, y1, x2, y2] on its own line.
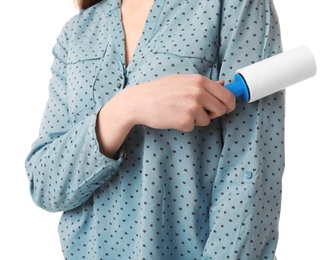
[215, 80, 225, 86]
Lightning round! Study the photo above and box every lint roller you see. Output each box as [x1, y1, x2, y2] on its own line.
[225, 46, 317, 102]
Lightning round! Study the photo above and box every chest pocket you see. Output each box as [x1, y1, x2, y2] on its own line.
[66, 44, 107, 118]
[153, 35, 219, 76]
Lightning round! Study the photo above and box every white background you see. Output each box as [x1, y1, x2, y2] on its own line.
[0, 0, 330, 259]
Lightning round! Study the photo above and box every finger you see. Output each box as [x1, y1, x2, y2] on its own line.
[203, 80, 236, 114]
[193, 108, 211, 127]
[215, 80, 225, 86]
[201, 93, 228, 119]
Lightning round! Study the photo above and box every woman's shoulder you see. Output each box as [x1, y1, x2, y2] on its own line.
[64, 2, 106, 31]
[58, 1, 114, 46]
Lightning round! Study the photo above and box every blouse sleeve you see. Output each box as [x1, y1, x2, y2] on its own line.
[204, 0, 285, 258]
[25, 18, 123, 213]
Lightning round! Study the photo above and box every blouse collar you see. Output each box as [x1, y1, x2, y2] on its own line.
[101, 0, 121, 16]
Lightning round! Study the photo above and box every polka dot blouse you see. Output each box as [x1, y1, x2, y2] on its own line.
[25, 0, 285, 259]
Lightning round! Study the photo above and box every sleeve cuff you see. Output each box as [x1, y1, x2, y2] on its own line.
[87, 110, 124, 171]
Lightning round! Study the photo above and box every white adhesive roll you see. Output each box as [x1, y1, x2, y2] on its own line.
[236, 46, 317, 102]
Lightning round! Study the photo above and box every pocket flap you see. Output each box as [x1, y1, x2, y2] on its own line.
[67, 43, 108, 64]
[155, 35, 218, 63]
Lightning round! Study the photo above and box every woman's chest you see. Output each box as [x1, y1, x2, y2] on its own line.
[66, 2, 222, 120]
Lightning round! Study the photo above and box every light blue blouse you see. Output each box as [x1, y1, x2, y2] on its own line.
[25, 0, 285, 259]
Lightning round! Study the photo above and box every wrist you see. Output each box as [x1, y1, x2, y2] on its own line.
[96, 91, 135, 158]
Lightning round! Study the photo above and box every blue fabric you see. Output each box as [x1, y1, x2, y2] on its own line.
[25, 0, 285, 259]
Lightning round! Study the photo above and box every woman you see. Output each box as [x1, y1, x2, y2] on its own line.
[25, 0, 285, 259]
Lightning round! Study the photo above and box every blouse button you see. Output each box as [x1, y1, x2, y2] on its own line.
[119, 73, 123, 79]
[117, 83, 122, 88]
[245, 171, 253, 179]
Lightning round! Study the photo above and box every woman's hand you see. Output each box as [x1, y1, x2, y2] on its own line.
[96, 74, 236, 157]
[125, 74, 235, 130]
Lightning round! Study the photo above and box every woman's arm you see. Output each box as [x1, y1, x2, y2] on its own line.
[25, 19, 124, 213]
[96, 74, 235, 158]
[204, 0, 285, 258]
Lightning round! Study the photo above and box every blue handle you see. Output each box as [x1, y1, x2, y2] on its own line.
[224, 74, 250, 101]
